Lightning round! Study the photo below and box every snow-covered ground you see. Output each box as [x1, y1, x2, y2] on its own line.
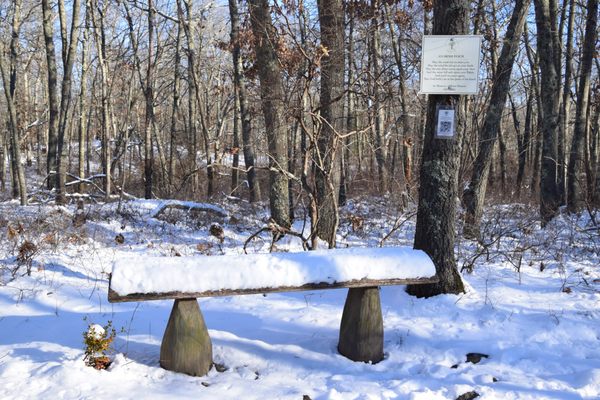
[0, 197, 599, 399]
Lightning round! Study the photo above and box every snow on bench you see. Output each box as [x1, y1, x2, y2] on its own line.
[107, 247, 437, 377]
[108, 247, 437, 302]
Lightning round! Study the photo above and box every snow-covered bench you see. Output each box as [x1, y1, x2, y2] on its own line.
[108, 247, 437, 376]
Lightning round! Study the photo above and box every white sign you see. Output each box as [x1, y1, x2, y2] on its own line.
[420, 35, 482, 95]
[436, 106, 455, 139]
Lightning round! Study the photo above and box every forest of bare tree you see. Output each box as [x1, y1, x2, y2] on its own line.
[2, 3, 600, 396]
[0, 1, 598, 293]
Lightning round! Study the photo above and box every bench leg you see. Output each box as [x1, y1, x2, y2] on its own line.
[160, 298, 213, 376]
[338, 287, 384, 363]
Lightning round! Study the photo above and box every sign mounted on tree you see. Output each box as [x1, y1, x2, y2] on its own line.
[420, 35, 482, 95]
[435, 105, 456, 139]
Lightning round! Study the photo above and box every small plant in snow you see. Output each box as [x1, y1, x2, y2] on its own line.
[83, 321, 116, 370]
[16, 241, 38, 276]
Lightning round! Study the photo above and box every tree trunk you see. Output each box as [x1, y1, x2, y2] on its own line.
[0, 131, 5, 191]
[248, 0, 290, 228]
[370, 0, 387, 194]
[406, 0, 469, 298]
[533, 0, 562, 225]
[0, 53, 27, 206]
[168, 22, 182, 198]
[462, 0, 530, 238]
[41, 0, 60, 191]
[558, 0, 576, 204]
[55, 0, 82, 204]
[144, 0, 156, 199]
[384, 3, 411, 193]
[315, 0, 345, 246]
[231, 87, 240, 196]
[593, 95, 600, 204]
[78, 5, 90, 194]
[0, 0, 27, 205]
[566, 0, 598, 211]
[228, 0, 259, 202]
[91, 0, 112, 200]
[176, 0, 200, 196]
[340, 9, 356, 207]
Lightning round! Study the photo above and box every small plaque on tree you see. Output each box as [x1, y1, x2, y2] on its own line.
[435, 105, 456, 139]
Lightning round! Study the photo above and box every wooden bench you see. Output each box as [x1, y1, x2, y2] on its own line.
[108, 246, 437, 376]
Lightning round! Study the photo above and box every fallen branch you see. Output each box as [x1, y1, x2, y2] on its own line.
[244, 219, 311, 254]
[150, 200, 229, 220]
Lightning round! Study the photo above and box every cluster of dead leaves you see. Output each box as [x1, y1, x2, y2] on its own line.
[7, 223, 24, 240]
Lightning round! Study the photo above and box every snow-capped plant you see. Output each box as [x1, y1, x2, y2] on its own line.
[83, 321, 116, 370]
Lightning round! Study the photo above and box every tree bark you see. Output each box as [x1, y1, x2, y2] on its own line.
[78, 5, 90, 194]
[231, 86, 241, 196]
[168, 21, 182, 198]
[55, 0, 82, 204]
[228, 0, 259, 202]
[91, 0, 112, 200]
[566, 0, 598, 211]
[340, 7, 356, 206]
[41, 0, 60, 191]
[176, 0, 200, 196]
[384, 3, 411, 193]
[248, 0, 290, 228]
[533, 0, 562, 225]
[406, 0, 469, 298]
[315, 0, 345, 246]
[370, 0, 387, 194]
[558, 0, 576, 203]
[144, 0, 156, 199]
[0, 0, 27, 205]
[462, 0, 530, 238]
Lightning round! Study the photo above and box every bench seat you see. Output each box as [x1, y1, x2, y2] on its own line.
[109, 246, 437, 302]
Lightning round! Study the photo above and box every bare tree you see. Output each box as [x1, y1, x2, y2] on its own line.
[533, 0, 561, 225]
[0, 0, 27, 204]
[314, 0, 344, 246]
[228, 0, 259, 202]
[168, 16, 182, 197]
[370, 0, 387, 194]
[78, 4, 91, 193]
[248, 0, 290, 228]
[462, 0, 531, 238]
[406, 0, 469, 298]
[566, 0, 598, 211]
[90, 0, 113, 200]
[41, 0, 60, 191]
[55, 0, 82, 203]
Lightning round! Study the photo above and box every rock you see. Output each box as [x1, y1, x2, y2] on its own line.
[115, 233, 125, 244]
[209, 223, 224, 242]
[214, 363, 228, 373]
[456, 391, 480, 400]
[303, 396, 312, 400]
[466, 352, 489, 364]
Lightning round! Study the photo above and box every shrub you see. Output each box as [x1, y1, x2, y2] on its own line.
[83, 321, 116, 370]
